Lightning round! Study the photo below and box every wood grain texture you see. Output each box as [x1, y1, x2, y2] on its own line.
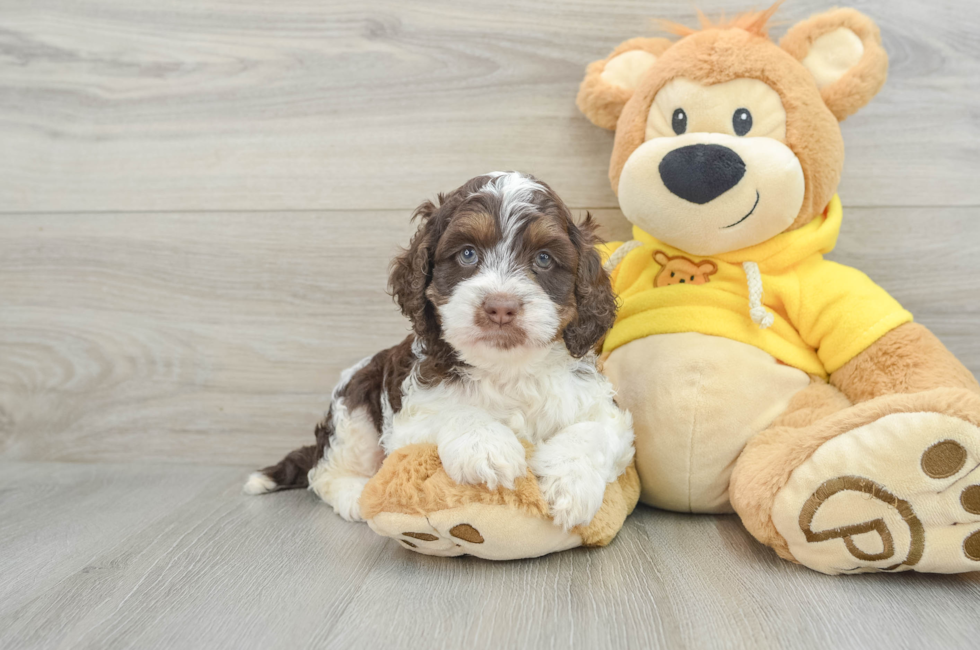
[0, 462, 242, 616]
[2, 206, 976, 466]
[0, 210, 414, 465]
[1, 2, 979, 645]
[0, 461, 978, 650]
[1, 0, 978, 212]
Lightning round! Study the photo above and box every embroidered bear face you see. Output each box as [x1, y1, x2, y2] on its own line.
[653, 251, 717, 287]
[577, 4, 888, 256]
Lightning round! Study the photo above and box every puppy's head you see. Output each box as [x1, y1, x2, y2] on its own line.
[389, 172, 616, 371]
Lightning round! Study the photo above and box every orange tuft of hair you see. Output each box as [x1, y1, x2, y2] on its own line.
[660, 1, 784, 39]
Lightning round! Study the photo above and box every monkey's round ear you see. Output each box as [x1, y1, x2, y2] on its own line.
[698, 260, 718, 275]
[780, 8, 888, 121]
[577, 37, 674, 130]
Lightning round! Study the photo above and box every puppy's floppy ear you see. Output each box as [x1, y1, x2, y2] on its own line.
[389, 199, 440, 338]
[564, 213, 618, 358]
[577, 37, 674, 130]
[780, 8, 888, 121]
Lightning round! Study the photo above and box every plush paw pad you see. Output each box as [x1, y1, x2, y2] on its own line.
[398, 525, 485, 551]
[359, 444, 641, 560]
[773, 412, 980, 574]
[367, 505, 580, 560]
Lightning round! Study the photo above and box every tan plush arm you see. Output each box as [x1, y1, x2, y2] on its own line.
[829, 322, 980, 404]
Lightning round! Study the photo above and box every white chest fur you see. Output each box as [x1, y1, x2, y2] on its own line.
[384, 345, 619, 451]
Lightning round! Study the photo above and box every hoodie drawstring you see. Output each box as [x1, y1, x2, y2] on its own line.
[603, 239, 643, 274]
[743, 261, 775, 329]
[604, 242, 776, 330]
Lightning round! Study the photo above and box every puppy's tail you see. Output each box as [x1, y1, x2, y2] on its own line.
[244, 408, 336, 495]
[243, 445, 320, 495]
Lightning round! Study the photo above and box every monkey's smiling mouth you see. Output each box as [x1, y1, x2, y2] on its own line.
[722, 190, 761, 229]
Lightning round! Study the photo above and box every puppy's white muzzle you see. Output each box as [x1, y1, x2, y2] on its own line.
[438, 263, 560, 368]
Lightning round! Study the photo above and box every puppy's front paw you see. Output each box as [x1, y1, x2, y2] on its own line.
[439, 428, 527, 490]
[535, 463, 607, 531]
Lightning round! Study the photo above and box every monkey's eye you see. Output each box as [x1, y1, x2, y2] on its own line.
[690, 275, 695, 281]
[458, 246, 479, 266]
[534, 251, 553, 269]
[670, 271, 675, 278]
[672, 108, 687, 135]
[733, 108, 752, 136]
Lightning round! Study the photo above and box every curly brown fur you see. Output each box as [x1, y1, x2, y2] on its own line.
[388, 196, 462, 384]
[564, 213, 617, 357]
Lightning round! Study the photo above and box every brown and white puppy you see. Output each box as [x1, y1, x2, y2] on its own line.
[245, 172, 634, 530]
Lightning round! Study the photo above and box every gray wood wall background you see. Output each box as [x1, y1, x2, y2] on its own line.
[1, 0, 978, 467]
[2, 3, 980, 649]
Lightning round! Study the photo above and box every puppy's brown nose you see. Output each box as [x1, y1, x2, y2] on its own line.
[483, 294, 521, 326]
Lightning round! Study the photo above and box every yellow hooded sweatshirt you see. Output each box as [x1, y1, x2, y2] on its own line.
[598, 196, 912, 379]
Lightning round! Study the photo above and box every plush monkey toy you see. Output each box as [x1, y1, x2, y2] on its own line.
[578, 4, 980, 574]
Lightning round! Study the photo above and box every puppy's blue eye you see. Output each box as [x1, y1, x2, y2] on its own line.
[534, 251, 552, 269]
[458, 246, 478, 266]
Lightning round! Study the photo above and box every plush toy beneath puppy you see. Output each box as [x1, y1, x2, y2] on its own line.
[361, 443, 638, 559]
[578, 3, 980, 574]
[246, 172, 640, 559]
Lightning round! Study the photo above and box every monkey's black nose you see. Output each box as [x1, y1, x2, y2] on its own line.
[659, 144, 746, 204]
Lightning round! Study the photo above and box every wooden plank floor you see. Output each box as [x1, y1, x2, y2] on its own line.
[1, 461, 979, 650]
[1, 0, 979, 648]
